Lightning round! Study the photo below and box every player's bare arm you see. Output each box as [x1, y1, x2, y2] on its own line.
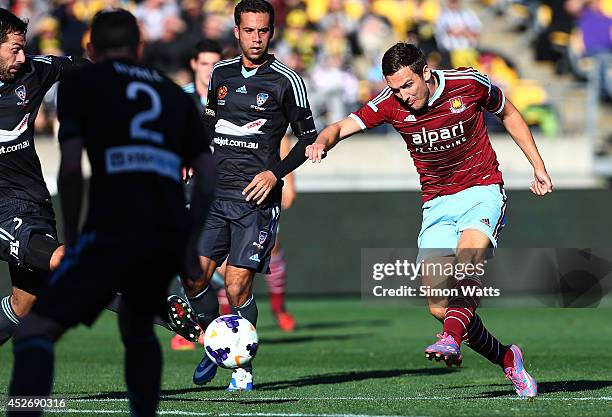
[305, 116, 362, 163]
[498, 99, 553, 196]
[58, 137, 84, 246]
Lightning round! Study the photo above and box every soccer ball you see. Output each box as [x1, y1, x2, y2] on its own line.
[203, 314, 259, 369]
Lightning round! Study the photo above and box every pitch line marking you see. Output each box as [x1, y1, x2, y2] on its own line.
[69, 396, 612, 402]
[48, 411, 428, 417]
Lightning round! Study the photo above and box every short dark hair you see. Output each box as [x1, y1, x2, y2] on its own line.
[0, 8, 28, 44]
[90, 8, 140, 55]
[381, 43, 427, 77]
[191, 39, 222, 61]
[234, 0, 275, 29]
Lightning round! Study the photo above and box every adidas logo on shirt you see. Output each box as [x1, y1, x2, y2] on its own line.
[404, 115, 416, 122]
[249, 253, 260, 262]
[236, 85, 247, 94]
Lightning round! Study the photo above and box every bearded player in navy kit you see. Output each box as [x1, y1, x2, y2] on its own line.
[0, 8, 87, 346]
[8, 9, 215, 417]
[168, 0, 317, 391]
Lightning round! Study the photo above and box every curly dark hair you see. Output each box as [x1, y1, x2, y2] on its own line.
[0, 8, 28, 45]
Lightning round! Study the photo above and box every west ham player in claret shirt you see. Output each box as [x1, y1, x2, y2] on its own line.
[306, 43, 553, 398]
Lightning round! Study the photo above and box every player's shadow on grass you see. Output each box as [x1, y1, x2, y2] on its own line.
[257, 368, 456, 391]
[262, 333, 373, 345]
[537, 380, 612, 394]
[475, 380, 612, 398]
[257, 319, 390, 331]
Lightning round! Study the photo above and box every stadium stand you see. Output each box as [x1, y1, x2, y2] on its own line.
[5, 0, 610, 165]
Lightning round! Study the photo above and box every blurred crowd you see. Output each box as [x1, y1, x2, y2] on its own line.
[492, 0, 611, 97]
[3, 0, 609, 135]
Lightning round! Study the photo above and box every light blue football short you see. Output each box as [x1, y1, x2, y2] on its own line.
[417, 184, 507, 260]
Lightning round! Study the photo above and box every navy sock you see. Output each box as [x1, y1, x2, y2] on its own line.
[123, 334, 161, 417]
[8, 336, 54, 417]
[0, 296, 19, 345]
[230, 295, 258, 327]
[188, 285, 219, 330]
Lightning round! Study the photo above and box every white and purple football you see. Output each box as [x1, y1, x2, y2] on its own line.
[203, 314, 259, 369]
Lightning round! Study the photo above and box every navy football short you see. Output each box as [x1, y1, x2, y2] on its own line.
[198, 198, 280, 274]
[0, 198, 58, 268]
[0, 198, 59, 293]
[32, 231, 182, 329]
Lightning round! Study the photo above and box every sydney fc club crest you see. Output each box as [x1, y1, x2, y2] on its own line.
[15, 85, 28, 105]
[15, 85, 26, 101]
[258, 230, 268, 245]
[256, 92, 269, 107]
[449, 97, 466, 114]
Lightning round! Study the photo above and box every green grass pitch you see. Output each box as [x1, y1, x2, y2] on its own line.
[1, 299, 611, 417]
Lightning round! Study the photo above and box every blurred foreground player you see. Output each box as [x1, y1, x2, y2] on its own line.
[306, 43, 552, 398]
[0, 8, 87, 345]
[8, 9, 215, 417]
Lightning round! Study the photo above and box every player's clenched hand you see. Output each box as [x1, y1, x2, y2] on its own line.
[243, 170, 277, 204]
[305, 142, 326, 163]
[530, 168, 553, 196]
